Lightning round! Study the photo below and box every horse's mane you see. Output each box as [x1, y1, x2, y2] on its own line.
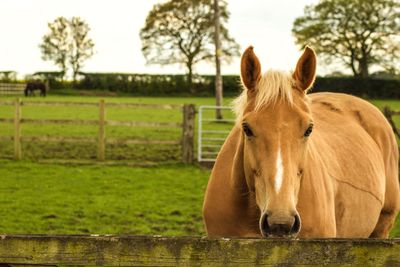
[233, 70, 294, 123]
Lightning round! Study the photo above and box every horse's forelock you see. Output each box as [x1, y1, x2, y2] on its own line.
[233, 70, 294, 124]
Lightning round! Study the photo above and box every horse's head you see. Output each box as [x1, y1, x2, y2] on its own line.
[233, 46, 316, 238]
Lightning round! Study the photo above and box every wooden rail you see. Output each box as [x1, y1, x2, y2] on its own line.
[0, 100, 182, 109]
[0, 118, 181, 127]
[0, 136, 181, 145]
[0, 99, 195, 163]
[0, 235, 399, 266]
[0, 83, 25, 95]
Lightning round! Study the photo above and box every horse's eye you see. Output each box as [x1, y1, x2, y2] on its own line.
[304, 123, 313, 137]
[242, 123, 253, 137]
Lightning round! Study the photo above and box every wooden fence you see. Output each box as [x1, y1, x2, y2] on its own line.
[0, 235, 398, 266]
[0, 99, 195, 163]
[0, 83, 25, 95]
[383, 106, 400, 139]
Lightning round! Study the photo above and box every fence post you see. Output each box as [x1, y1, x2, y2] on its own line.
[13, 98, 22, 160]
[383, 106, 400, 139]
[97, 99, 106, 161]
[182, 104, 196, 163]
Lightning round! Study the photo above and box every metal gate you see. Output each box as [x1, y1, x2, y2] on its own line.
[198, 105, 235, 162]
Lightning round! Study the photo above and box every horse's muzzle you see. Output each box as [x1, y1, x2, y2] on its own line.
[260, 211, 301, 238]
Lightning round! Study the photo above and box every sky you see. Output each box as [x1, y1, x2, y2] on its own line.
[0, 0, 322, 78]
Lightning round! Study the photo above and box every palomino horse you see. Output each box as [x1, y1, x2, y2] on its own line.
[203, 46, 400, 238]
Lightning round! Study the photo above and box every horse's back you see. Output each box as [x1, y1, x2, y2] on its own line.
[309, 92, 400, 237]
[310, 92, 397, 151]
[310, 92, 398, 184]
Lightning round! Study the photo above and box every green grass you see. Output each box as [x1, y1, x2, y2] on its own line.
[0, 160, 210, 235]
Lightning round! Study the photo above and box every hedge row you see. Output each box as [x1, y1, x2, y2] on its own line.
[74, 73, 400, 98]
[74, 73, 242, 96]
[312, 77, 400, 99]
[7, 72, 399, 98]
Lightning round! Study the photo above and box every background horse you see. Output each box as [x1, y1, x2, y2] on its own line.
[25, 81, 47, 97]
[203, 46, 400, 238]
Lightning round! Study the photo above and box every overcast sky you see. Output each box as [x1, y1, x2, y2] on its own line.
[0, 0, 323, 78]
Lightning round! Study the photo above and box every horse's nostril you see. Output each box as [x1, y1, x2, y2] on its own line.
[260, 213, 270, 236]
[290, 214, 301, 235]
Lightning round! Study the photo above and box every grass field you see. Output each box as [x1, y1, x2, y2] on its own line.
[0, 160, 209, 236]
[0, 94, 399, 237]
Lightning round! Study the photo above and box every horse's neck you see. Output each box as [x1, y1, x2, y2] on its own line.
[298, 140, 334, 209]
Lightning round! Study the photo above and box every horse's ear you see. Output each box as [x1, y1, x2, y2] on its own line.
[293, 46, 317, 92]
[241, 46, 261, 91]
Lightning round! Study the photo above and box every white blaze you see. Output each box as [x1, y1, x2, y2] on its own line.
[274, 148, 284, 193]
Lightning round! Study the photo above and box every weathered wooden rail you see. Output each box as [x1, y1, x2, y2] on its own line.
[0, 235, 399, 266]
[0, 99, 196, 163]
[0, 83, 25, 95]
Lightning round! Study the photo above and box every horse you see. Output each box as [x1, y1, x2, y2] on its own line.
[203, 46, 400, 238]
[25, 81, 47, 97]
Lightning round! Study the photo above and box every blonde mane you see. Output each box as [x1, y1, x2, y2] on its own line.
[233, 70, 294, 123]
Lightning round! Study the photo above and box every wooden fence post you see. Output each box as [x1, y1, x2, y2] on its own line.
[383, 106, 400, 139]
[97, 99, 106, 161]
[13, 98, 21, 160]
[182, 104, 196, 163]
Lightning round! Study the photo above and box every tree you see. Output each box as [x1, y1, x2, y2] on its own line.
[69, 17, 95, 82]
[292, 0, 400, 78]
[40, 17, 70, 79]
[140, 0, 240, 91]
[40, 16, 94, 81]
[0, 71, 17, 82]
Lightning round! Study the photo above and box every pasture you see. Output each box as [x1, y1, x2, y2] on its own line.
[0, 95, 399, 237]
[0, 160, 210, 236]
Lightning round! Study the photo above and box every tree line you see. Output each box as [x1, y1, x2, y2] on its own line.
[37, 0, 399, 86]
